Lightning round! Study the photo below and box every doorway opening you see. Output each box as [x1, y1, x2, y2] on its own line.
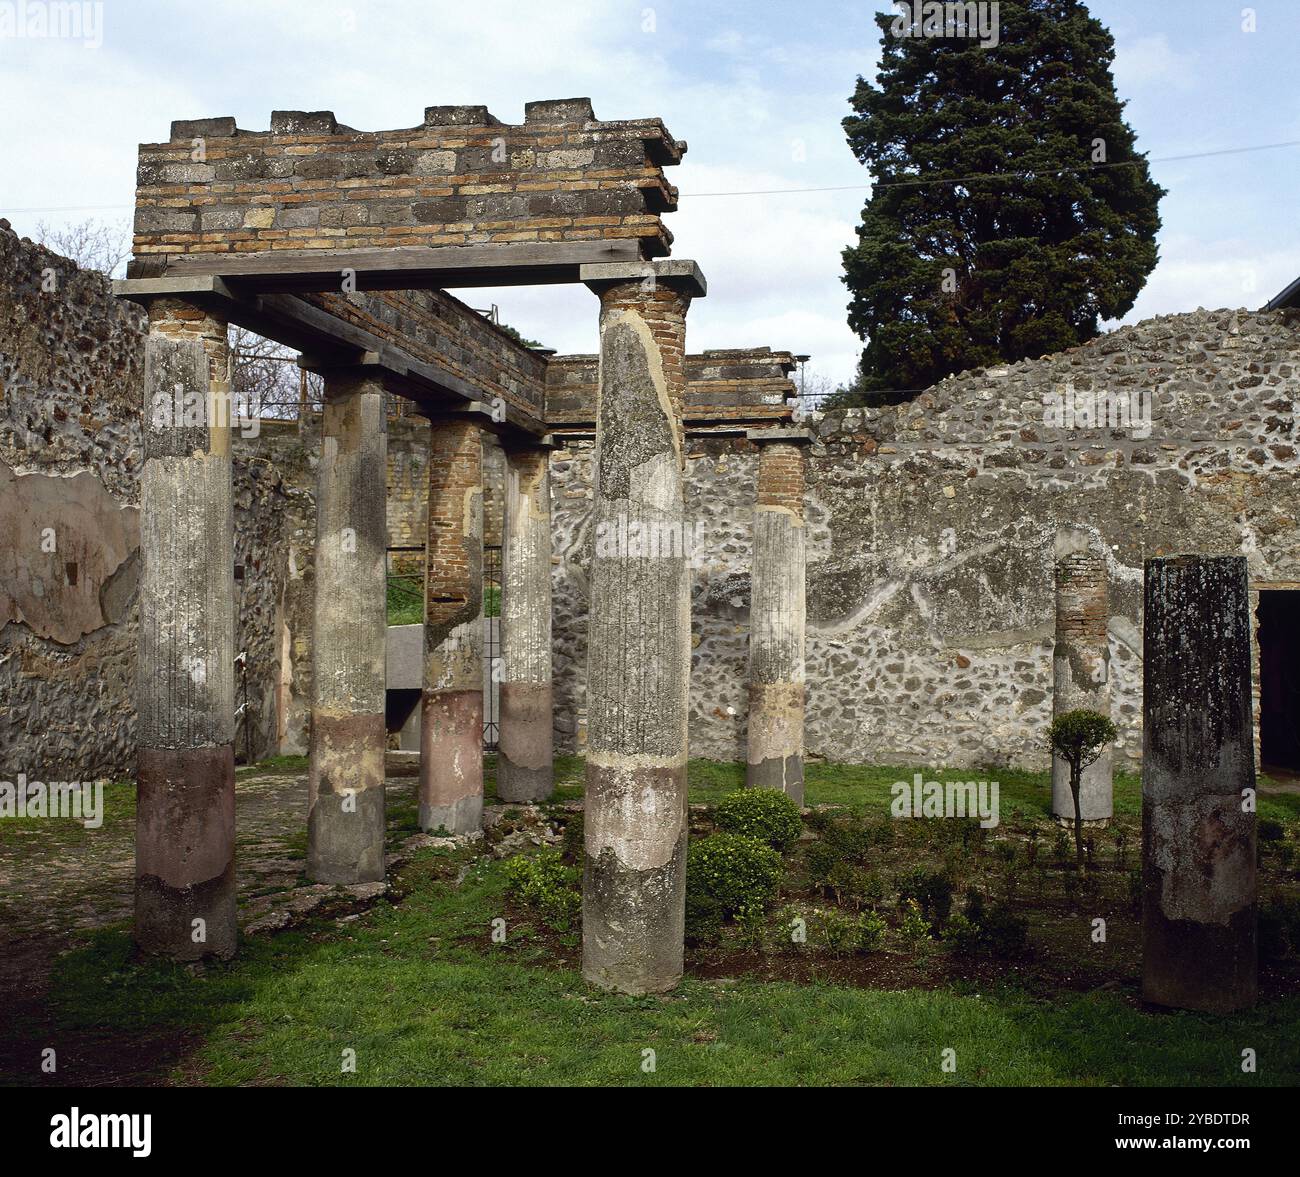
[1258, 590, 1300, 772]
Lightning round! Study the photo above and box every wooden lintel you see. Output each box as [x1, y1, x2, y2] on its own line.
[150, 239, 643, 292]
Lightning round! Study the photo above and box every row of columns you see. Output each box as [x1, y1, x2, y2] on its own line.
[136, 290, 1256, 1013]
[135, 265, 799, 987]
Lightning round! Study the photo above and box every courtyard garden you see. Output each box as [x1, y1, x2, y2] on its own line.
[2, 757, 1297, 1087]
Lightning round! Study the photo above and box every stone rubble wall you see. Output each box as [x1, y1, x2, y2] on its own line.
[550, 308, 1300, 772]
[0, 223, 292, 779]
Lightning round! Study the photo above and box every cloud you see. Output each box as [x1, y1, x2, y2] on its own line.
[1111, 33, 1197, 93]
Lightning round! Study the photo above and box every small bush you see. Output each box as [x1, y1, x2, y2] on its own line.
[809, 907, 888, 955]
[814, 907, 865, 956]
[1259, 896, 1300, 962]
[896, 867, 954, 926]
[980, 903, 1028, 958]
[941, 911, 982, 955]
[1259, 819, 1286, 842]
[899, 898, 932, 949]
[859, 910, 888, 953]
[502, 850, 581, 931]
[687, 833, 783, 935]
[714, 788, 804, 852]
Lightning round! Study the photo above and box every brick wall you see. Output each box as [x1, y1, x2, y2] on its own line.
[131, 99, 682, 266]
[756, 443, 805, 518]
[546, 347, 796, 426]
[307, 287, 546, 417]
[424, 418, 482, 637]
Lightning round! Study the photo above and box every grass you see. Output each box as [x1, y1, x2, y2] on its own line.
[384, 579, 501, 626]
[28, 846, 1299, 1087]
[7, 755, 1297, 1087]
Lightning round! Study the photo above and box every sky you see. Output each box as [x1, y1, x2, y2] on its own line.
[1, 0, 1297, 389]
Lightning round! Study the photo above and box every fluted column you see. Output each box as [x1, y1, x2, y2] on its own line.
[307, 369, 388, 882]
[580, 260, 706, 995]
[136, 299, 236, 960]
[498, 442, 554, 802]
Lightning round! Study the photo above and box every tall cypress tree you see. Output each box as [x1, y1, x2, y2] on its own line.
[840, 0, 1164, 404]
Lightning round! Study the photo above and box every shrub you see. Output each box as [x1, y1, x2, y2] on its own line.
[980, 903, 1028, 958]
[941, 911, 982, 955]
[502, 850, 581, 931]
[859, 910, 888, 953]
[962, 887, 986, 925]
[809, 907, 888, 955]
[686, 833, 783, 933]
[1259, 896, 1300, 962]
[714, 788, 804, 852]
[896, 867, 954, 926]
[814, 907, 865, 956]
[899, 898, 932, 950]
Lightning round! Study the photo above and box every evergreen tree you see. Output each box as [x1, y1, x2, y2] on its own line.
[840, 0, 1164, 405]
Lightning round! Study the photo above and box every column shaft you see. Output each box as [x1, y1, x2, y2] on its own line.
[747, 441, 807, 804]
[307, 373, 388, 883]
[136, 300, 236, 960]
[583, 276, 695, 994]
[1051, 528, 1112, 821]
[1142, 555, 1257, 1012]
[499, 445, 554, 802]
[419, 417, 484, 834]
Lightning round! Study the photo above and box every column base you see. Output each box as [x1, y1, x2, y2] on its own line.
[307, 711, 387, 884]
[419, 688, 483, 834]
[1051, 753, 1113, 823]
[746, 753, 804, 806]
[135, 745, 237, 961]
[581, 760, 687, 995]
[498, 682, 554, 802]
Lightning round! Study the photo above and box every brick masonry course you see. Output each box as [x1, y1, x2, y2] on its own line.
[130, 99, 683, 265]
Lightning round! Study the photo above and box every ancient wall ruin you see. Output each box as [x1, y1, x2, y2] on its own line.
[6, 209, 1298, 781]
[0, 222, 291, 779]
[550, 307, 1300, 771]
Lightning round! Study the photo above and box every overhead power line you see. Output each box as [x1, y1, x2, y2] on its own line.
[685, 138, 1300, 197]
[4, 137, 1298, 215]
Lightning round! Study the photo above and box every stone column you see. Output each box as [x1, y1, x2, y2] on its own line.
[1142, 555, 1257, 1013]
[746, 430, 811, 805]
[498, 442, 554, 802]
[136, 300, 236, 961]
[579, 260, 706, 995]
[419, 415, 484, 834]
[307, 369, 388, 883]
[1051, 526, 1112, 822]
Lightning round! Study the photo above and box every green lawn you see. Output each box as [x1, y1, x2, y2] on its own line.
[32, 846, 1299, 1087]
[7, 756, 1297, 1087]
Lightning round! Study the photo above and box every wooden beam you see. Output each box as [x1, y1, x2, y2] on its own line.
[113, 278, 546, 438]
[149, 239, 644, 292]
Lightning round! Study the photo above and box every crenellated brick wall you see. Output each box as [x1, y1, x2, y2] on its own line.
[130, 99, 683, 267]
